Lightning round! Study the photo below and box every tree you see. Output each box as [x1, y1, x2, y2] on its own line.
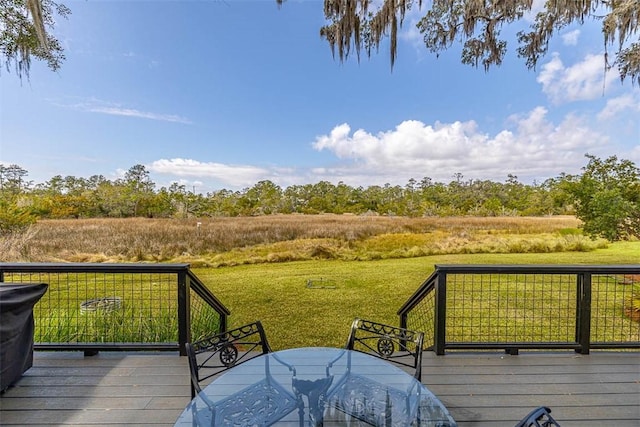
[1, 0, 70, 80]
[124, 164, 156, 217]
[12, 1, 639, 84]
[0, 164, 36, 232]
[240, 180, 283, 215]
[563, 155, 640, 241]
[317, 0, 640, 85]
[0, 163, 30, 195]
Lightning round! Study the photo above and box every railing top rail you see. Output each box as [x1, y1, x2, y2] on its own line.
[0, 262, 192, 274]
[398, 263, 640, 317]
[187, 270, 231, 316]
[397, 270, 438, 316]
[434, 264, 640, 274]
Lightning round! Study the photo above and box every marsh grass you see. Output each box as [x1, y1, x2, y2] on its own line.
[34, 304, 180, 343]
[25, 268, 224, 345]
[34, 294, 221, 344]
[4, 215, 603, 266]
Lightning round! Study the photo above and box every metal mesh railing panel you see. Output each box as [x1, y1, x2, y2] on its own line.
[591, 274, 640, 345]
[445, 273, 577, 344]
[3, 271, 179, 344]
[405, 290, 436, 349]
[190, 290, 224, 342]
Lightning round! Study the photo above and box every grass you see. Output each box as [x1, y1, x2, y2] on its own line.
[1, 215, 606, 265]
[32, 274, 182, 343]
[3, 215, 636, 349]
[192, 241, 640, 350]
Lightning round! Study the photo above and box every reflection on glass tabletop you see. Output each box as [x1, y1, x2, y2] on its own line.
[174, 347, 457, 426]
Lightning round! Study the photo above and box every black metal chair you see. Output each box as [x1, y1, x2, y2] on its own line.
[188, 353, 303, 426]
[185, 320, 272, 398]
[515, 406, 561, 427]
[323, 349, 456, 426]
[345, 317, 425, 381]
[324, 350, 419, 426]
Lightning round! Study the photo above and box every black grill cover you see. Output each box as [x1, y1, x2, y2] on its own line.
[0, 283, 48, 392]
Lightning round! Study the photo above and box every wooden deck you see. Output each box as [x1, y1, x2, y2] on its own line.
[0, 350, 638, 426]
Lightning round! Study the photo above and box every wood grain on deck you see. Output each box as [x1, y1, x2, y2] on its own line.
[0, 351, 638, 426]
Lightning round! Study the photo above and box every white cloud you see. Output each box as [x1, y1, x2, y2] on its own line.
[313, 120, 480, 167]
[55, 97, 192, 124]
[562, 30, 580, 46]
[169, 179, 205, 191]
[113, 168, 127, 180]
[398, 4, 425, 49]
[537, 53, 616, 103]
[311, 108, 608, 184]
[148, 110, 611, 190]
[523, 0, 547, 22]
[149, 158, 273, 188]
[88, 106, 192, 124]
[598, 93, 640, 120]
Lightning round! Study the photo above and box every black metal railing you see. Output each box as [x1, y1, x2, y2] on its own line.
[0, 263, 230, 355]
[398, 265, 640, 354]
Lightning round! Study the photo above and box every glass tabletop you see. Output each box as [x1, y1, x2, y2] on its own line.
[174, 346, 457, 426]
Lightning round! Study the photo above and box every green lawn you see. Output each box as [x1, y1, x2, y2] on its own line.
[193, 241, 640, 350]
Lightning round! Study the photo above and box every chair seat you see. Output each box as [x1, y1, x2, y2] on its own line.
[328, 374, 417, 426]
[187, 321, 273, 399]
[327, 374, 456, 427]
[192, 376, 300, 426]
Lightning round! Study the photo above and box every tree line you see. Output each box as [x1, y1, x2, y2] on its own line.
[0, 155, 638, 241]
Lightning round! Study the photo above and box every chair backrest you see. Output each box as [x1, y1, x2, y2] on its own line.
[345, 318, 424, 381]
[515, 406, 561, 427]
[186, 320, 272, 398]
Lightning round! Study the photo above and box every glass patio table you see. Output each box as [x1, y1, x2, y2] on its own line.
[174, 346, 457, 426]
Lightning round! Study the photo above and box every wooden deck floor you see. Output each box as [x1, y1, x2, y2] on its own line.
[0, 350, 638, 426]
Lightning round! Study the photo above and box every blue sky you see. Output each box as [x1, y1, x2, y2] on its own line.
[2, 0, 639, 193]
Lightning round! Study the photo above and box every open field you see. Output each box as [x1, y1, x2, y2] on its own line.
[11, 240, 639, 350]
[0, 215, 608, 264]
[2, 215, 637, 349]
[193, 241, 640, 350]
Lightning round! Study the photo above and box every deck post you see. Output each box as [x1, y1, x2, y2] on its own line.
[575, 273, 592, 354]
[434, 272, 447, 355]
[177, 269, 191, 356]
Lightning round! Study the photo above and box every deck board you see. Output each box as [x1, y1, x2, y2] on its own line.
[420, 351, 640, 426]
[0, 351, 638, 426]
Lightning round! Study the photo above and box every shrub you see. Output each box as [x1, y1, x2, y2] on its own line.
[0, 201, 37, 234]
